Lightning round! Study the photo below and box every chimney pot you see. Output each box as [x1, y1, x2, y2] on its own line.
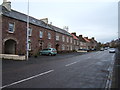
[85, 37, 88, 39]
[40, 18, 48, 24]
[2, 0, 11, 11]
[79, 35, 82, 37]
[92, 37, 95, 40]
[72, 32, 76, 36]
[3, 0, 7, 2]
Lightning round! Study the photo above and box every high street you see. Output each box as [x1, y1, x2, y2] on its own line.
[2, 50, 115, 88]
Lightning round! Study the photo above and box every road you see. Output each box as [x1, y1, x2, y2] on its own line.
[2, 50, 115, 88]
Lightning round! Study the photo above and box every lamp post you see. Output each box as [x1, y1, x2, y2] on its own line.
[26, 0, 29, 60]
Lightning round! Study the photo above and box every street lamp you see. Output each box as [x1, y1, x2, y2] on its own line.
[26, 0, 29, 60]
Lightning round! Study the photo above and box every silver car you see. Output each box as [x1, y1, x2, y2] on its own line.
[109, 48, 115, 53]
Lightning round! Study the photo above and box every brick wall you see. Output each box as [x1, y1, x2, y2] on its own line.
[2, 15, 56, 56]
[2, 16, 26, 55]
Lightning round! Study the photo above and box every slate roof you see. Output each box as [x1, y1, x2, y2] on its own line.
[89, 39, 97, 43]
[78, 36, 86, 42]
[1, 6, 53, 30]
[83, 37, 91, 42]
[71, 34, 79, 40]
[49, 25, 72, 36]
[1, 5, 71, 36]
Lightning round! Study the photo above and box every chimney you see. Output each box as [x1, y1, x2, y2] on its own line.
[79, 35, 82, 38]
[92, 37, 95, 40]
[40, 18, 48, 24]
[85, 37, 88, 39]
[63, 26, 69, 31]
[2, 0, 11, 11]
[72, 32, 76, 36]
[50, 22, 52, 25]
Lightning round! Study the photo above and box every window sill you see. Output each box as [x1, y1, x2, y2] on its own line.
[8, 31, 14, 33]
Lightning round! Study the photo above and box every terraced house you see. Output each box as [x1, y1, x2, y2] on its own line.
[0, 0, 98, 58]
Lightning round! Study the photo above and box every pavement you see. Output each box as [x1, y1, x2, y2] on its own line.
[2, 51, 115, 88]
[111, 48, 120, 89]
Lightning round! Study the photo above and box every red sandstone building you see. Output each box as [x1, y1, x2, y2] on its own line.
[0, 1, 98, 57]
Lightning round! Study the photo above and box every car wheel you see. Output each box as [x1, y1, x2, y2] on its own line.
[48, 53, 52, 56]
[40, 53, 42, 55]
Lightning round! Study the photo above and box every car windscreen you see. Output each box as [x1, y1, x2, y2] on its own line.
[43, 49, 51, 51]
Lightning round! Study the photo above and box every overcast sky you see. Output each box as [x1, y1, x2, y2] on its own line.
[0, 0, 119, 43]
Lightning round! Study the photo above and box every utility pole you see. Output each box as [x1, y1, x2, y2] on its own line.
[26, 0, 29, 60]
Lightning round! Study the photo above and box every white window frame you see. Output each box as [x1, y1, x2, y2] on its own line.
[70, 45, 72, 50]
[28, 39, 31, 51]
[70, 38, 73, 43]
[56, 34, 59, 41]
[39, 31, 43, 38]
[62, 44, 65, 50]
[8, 23, 15, 33]
[62, 35, 65, 42]
[28, 28, 32, 36]
[74, 40, 76, 45]
[67, 37, 69, 43]
[77, 40, 79, 45]
[48, 32, 51, 39]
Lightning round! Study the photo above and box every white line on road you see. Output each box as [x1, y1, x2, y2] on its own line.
[105, 54, 115, 88]
[65, 62, 78, 67]
[1, 69, 54, 89]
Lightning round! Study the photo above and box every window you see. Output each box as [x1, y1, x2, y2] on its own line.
[8, 23, 15, 33]
[62, 35, 65, 42]
[39, 31, 43, 38]
[28, 28, 32, 36]
[67, 37, 69, 43]
[62, 44, 65, 50]
[70, 38, 73, 43]
[74, 40, 76, 45]
[48, 32, 51, 39]
[28, 39, 31, 51]
[70, 45, 72, 50]
[56, 34, 59, 41]
[77, 40, 79, 45]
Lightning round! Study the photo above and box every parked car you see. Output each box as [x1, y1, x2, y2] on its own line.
[109, 48, 115, 53]
[77, 49, 87, 52]
[104, 47, 108, 50]
[100, 48, 104, 51]
[40, 48, 57, 56]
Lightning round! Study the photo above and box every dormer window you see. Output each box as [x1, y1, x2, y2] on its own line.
[8, 23, 15, 33]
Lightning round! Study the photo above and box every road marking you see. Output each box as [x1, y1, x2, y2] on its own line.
[105, 54, 115, 88]
[65, 62, 77, 67]
[1, 69, 54, 89]
[86, 56, 91, 59]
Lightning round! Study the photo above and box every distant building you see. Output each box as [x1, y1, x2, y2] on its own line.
[78, 35, 87, 50]
[71, 33, 79, 51]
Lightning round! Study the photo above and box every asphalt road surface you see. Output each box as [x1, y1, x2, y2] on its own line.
[2, 50, 115, 88]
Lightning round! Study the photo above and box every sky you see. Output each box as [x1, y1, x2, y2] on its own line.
[0, 0, 119, 43]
